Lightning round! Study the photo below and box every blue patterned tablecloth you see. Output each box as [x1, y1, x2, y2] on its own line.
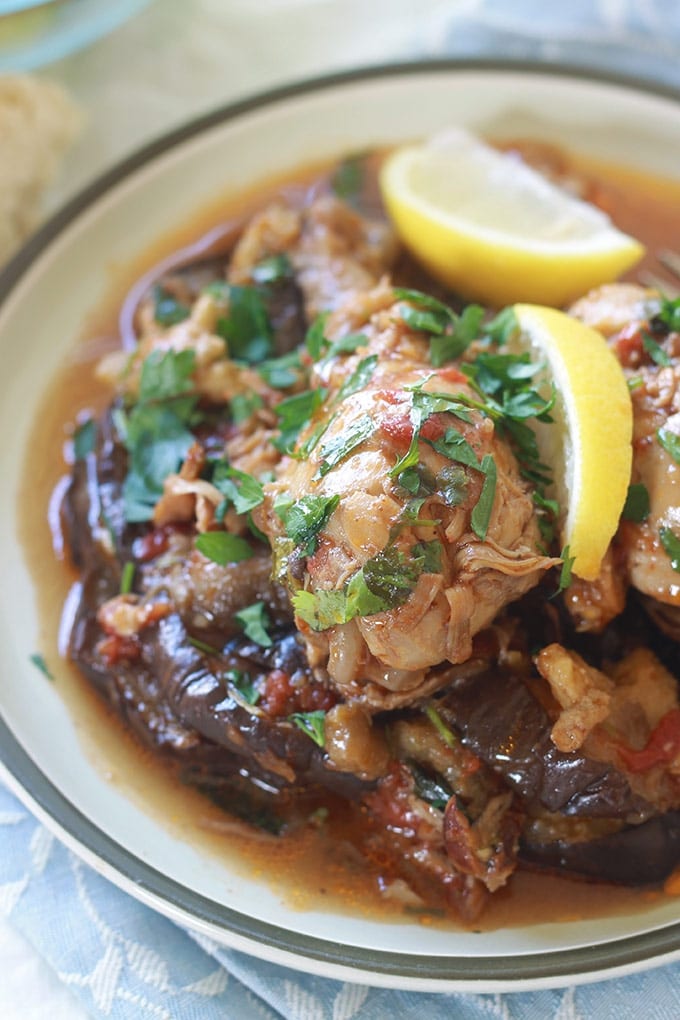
[2, 1, 680, 1017]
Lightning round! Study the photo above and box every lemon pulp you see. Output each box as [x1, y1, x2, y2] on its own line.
[511, 304, 633, 580]
[380, 130, 644, 308]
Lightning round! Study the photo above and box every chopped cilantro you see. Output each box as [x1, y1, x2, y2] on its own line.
[323, 332, 369, 361]
[413, 539, 443, 573]
[223, 668, 260, 705]
[120, 560, 135, 595]
[429, 304, 485, 367]
[427, 427, 481, 470]
[642, 333, 672, 367]
[195, 531, 253, 564]
[73, 418, 96, 460]
[216, 285, 273, 364]
[470, 454, 497, 540]
[293, 543, 430, 632]
[30, 652, 54, 681]
[290, 710, 326, 747]
[424, 704, 456, 748]
[251, 252, 293, 284]
[409, 762, 452, 811]
[658, 426, 680, 465]
[274, 387, 326, 453]
[153, 284, 190, 327]
[656, 296, 680, 333]
[621, 483, 650, 522]
[189, 635, 222, 655]
[336, 354, 378, 402]
[659, 526, 680, 572]
[483, 306, 519, 345]
[211, 463, 265, 515]
[331, 155, 364, 203]
[436, 464, 468, 507]
[394, 288, 457, 335]
[279, 493, 340, 551]
[229, 391, 263, 423]
[314, 413, 374, 478]
[305, 313, 330, 360]
[257, 350, 303, 389]
[556, 545, 575, 593]
[235, 600, 273, 647]
[120, 349, 199, 522]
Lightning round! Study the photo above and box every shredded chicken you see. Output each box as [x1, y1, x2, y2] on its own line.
[536, 644, 613, 752]
[256, 286, 557, 707]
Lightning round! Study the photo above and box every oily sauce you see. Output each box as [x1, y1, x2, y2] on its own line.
[19, 145, 680, 931]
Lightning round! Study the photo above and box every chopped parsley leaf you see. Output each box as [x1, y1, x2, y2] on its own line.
[290, 709, 326, 747]
[409, 762, 452, 811]
[216, 285, 273, 363]
[223, 668, 260, 705]
[621, 483, 650, 522]
[195, 531, 253, 565]
[279, 493, 340, 551]
[257, 350, 303, 389]
[429, 304, 485, 367]
[656, 295, 680, 333]
[424, 704, 456, 748]
[119, 561, 135, 595]
[470, 454, 497, 540]
[658, 426, 680, 465]
[642, 333, 672, 367]
[314, 413, 374, 478]
[436, 464, 468, 507]
[235, 600, 273, 646]
[659, 527, 680, 572]
[73, 418, 96, 460]
[211, 463, 265, 515]
[336, 354, 378, 402]
[251, 252, 293, 284]
[229, 391, 263, 423]
[30, 652, 54, 681]
[331, 155, 364, 203]
[153, 284, 191, 327]
[427, 427, 481, 471]
[120, 349, 199, 523]
[556, 545, 576, 594]
[274, 387, 327, 453]
[305, 313, 330, 360]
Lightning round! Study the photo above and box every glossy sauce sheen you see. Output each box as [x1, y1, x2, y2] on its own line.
[20, 147, 680, 930]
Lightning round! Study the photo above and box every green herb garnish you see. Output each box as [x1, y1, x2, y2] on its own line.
[274, 387, 327, 453]
[621, 483, 650, 522]
[336, 354, 378, 402]
[556, 545, 575, 593]
[658, 426, 680, 465]
[656, 295, 680, 332]
[195, 531, 253, 564]
[659, 526, 680, 572]
[120, 561, 135, 595]
[30, 653, 54, 682]
[229, 391, 264, 423]
[211, 463, 265, 515]
[290, 710, 326, 747]
[278, 493, 340, 551]
[223, 668, 260, 706]
[73, 418, 96, 460]
[216, 285, 273, 363]
[331, 155, 364, 203]
[119, 349, 199, 522]
[235, 600, 273, 646]
[251, 252, 293, 284]
[470, 454, 497, 540]
[642, 333, 672, 367]
[153, 285, 190, 327]
[314, 413, 374, 478]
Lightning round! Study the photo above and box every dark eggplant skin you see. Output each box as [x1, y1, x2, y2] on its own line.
[520, 811, 680, 885]
[440, 668, 652, 821]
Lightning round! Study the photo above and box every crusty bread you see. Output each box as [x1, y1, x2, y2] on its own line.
[0, 74, 81, 266]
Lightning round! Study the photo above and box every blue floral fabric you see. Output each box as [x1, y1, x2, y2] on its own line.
[3, 3, 680, 1018]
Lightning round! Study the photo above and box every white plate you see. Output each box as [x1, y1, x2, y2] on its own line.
[1, 61, 680, 993]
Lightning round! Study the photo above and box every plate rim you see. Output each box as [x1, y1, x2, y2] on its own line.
[2, 56, 680, 991]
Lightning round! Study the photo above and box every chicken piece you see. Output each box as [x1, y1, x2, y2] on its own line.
[255, 287, 556, 708]
[228, 193, 397, 322]
[536, 644, 613, 752]
[570, 284, 680, 629]
[562, 545, 627, 633]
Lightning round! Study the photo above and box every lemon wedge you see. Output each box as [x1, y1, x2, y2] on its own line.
[380, 130, 644, 307]
[511, 303, 633, 580]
